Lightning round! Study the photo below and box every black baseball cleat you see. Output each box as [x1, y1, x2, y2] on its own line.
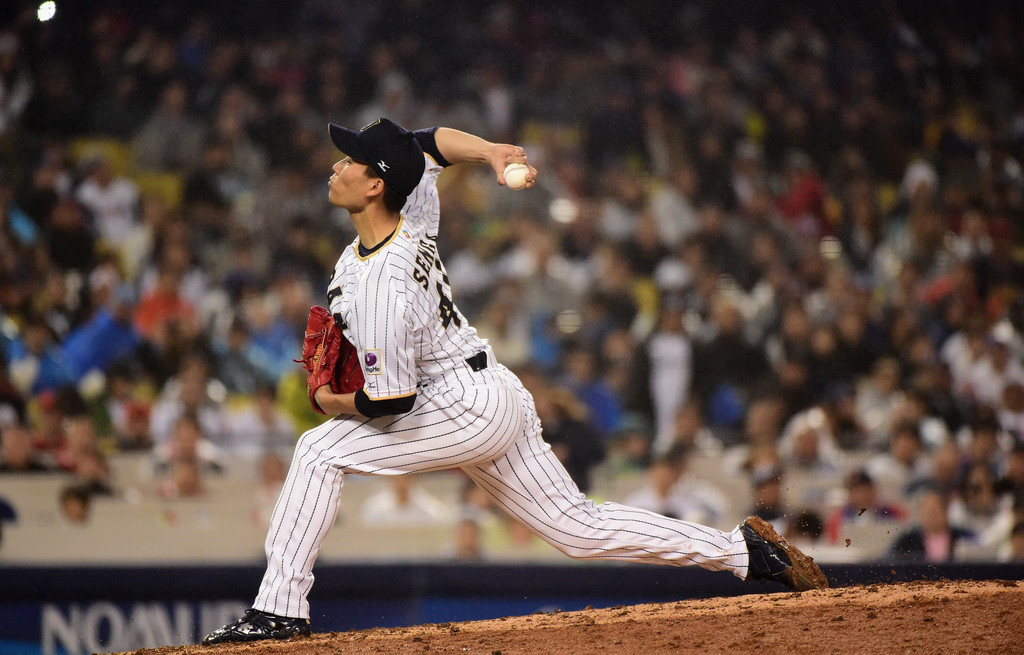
[202, 608, 311, 645]
[741, 515, 829, 591]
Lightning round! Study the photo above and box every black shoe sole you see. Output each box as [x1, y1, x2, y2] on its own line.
[743, 515, 829, 591]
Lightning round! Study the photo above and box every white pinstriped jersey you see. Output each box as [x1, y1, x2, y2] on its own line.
[251, 138, 757, 623]
[326, 153, 488, 400]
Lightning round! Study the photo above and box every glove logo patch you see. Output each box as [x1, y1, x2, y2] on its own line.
[364, 349, 382, 375]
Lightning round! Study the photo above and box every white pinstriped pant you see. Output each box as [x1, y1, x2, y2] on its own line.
[253, 350, 749, 619]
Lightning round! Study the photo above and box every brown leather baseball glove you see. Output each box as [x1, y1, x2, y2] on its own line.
[294, 305, 365, 414]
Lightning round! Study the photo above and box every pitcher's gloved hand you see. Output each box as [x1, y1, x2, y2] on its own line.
[294, 306, 364, 414]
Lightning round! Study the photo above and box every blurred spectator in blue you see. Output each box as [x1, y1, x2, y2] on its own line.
[0, 172, 39, 250]
[6, 314, 73, 394]
[692, 296, 770, 437]
[61, 284, 140, 383]
[559, 343, 622, 439]
[240, 275, 311, 382]
[215, 317, 270, 396]
[535, 387, 605, 494]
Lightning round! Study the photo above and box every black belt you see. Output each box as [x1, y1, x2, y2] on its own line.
[466, 351, 488, 372]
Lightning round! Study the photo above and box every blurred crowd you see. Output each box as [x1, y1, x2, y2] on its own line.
[1, 0, 1024, 564]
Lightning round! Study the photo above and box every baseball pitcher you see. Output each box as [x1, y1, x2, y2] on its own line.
[204, 118, 827, 644]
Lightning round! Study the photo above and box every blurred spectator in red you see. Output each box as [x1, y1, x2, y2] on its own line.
[29, 390, 66, 455]
[133, 265, 199, 343]
[776, 149, 827, 241]
[825, 470, 906, 545]
[58, 415, 101, 474]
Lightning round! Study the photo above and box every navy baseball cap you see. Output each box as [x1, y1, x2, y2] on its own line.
[328, 118, 425, 197]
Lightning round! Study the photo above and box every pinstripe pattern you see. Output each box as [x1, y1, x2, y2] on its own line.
[251, 152, 752, 620]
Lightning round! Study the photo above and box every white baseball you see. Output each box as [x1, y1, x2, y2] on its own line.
[503, 163, 530, 190]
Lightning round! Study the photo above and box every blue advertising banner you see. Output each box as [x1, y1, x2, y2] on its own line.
[1, 562, 1021, 655]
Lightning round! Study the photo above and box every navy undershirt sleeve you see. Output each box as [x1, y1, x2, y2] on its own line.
[413, 128, 452, 167]
[355, 388, 417, 418]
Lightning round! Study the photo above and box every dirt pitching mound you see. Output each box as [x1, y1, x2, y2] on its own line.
[124, 579, 1022, 655]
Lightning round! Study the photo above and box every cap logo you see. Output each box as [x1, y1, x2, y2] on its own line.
[378, 160, 389, 171]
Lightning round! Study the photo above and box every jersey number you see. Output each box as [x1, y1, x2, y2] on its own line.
[435, 262, 461, 329]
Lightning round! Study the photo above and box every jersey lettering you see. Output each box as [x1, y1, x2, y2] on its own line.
[436, 280, 461, 329]
[326, 285, 348, 329]
[411, 267, 429, 289]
